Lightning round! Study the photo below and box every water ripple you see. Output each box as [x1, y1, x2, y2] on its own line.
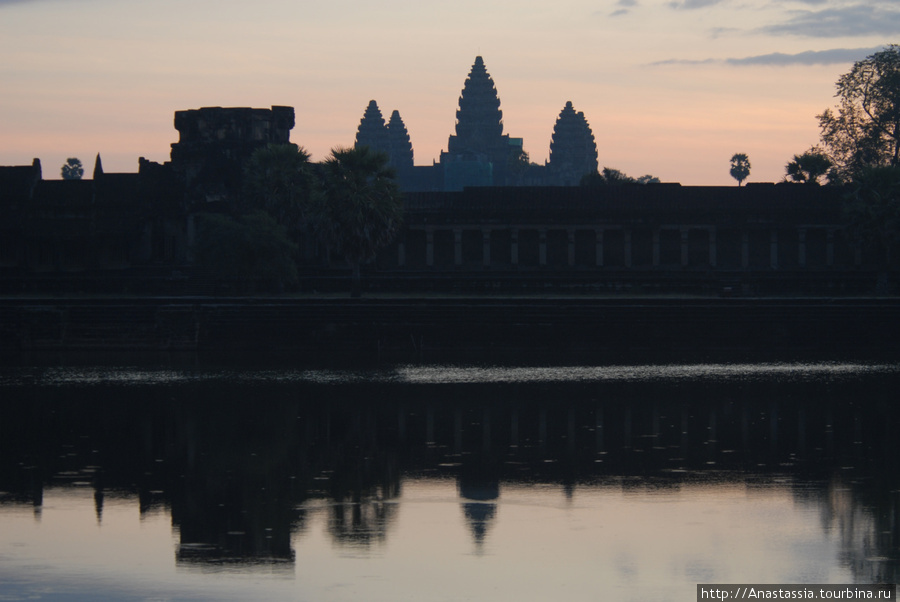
[1, 361, 897, 387]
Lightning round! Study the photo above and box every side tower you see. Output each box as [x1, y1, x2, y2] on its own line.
[170, 105, 295, 205]
[355, 101, 415, 188]
[547, 101, 598, 186]
[354, 100, 391, 158]
[386, 110, 414, 174]
[441, 56, 518, 189]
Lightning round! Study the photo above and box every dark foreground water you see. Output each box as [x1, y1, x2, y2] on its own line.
[1, 361, 898, 601]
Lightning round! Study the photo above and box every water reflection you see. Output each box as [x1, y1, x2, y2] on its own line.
[0, 363, 898, 599]
[3, 361, 897, 388]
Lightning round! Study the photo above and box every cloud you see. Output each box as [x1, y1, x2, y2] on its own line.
[650, 58, 718, 66]
[0, 0, 59, 6]
[668, 0, 725, 10]
[725, 47, 883, 65]
[761, 4, 900, 37]
[609, 0, 637, 17]
[650, 47, 881, 67]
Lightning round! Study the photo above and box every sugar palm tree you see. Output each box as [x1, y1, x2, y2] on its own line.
[242, 143, 314, 229]
[310, 146, 403, 297]
[730, 153, 751, 186]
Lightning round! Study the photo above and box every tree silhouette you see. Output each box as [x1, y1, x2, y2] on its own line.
[785, 149, 832, 185]
[730, 153, 751, 186]
[194, 211, 298, 293]
[844, 165, 900, 272]
[242, 143, 315, 228]
[310, 146, 403, 297]
[818, 45, 900, 180]
[61, 157, 83, 180]
[635, 174, 660, 184]
[581, 167, 659, 186]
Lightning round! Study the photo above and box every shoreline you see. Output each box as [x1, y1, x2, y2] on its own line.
[2, 296, 898, 358]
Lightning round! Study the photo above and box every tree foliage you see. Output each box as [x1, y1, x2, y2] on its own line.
[844, 165, 900, 268]
[242, 143, 314, 227]
[61, 157, 83, 180]
[818, 45, 900, 180]
[729, 153, 751, 186]
[194, 211, 298, 291]
[309, 146, 403, 296]
[508, 147, 533, 172]
[580, 167, 659, 186]
[785, 149, 833, 185]
[635, 174, 661, 185]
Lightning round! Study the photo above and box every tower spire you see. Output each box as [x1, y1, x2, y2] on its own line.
[448, 56, 505, 155]
[93, 153, 104, 179]
[354, 100, 390, 157]
[387, 110, 414, 172]
[548, 101, 598, 185]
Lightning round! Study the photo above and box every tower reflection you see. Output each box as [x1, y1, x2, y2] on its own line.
[0, 364, 896, 581]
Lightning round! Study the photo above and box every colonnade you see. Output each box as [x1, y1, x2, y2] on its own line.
[390, 224, 858, 270]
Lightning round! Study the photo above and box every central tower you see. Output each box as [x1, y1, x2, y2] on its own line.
[441, 56, 519, 189]
[447, 56, 507, 156]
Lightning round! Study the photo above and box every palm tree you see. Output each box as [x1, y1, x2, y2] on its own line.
[730, 153, 751, 186]
[242, 143, 314, 228]
[310, 146, 403, 297]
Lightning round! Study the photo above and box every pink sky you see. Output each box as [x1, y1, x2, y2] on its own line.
[0, 0, 896, 184]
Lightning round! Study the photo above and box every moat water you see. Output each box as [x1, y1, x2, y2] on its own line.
[1, 359, 898, 601]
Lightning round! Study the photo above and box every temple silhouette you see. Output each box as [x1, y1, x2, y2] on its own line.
[355, 56, 599, 190]
[0, 56, 896, 294]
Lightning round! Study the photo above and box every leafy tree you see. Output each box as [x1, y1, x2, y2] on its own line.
[785, 149, 833, 185]
[508, 147, 532, 172]
[507, 147, 539, 184]
[309, 146, 403, 297]
[61, 157, 83, 180]
[601, 167, 633, 184]
[242, 143, 315, 227]
[635, 174, 661, 184]
[844, 165, 900, 273]
[818, 45, 900, 180]
[729, 153, 751, 186]
[194, 211, 298, 292]
[581, 167, 661, 186]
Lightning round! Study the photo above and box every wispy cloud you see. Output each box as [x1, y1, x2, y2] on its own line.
[726, 47, 882, 65]
[650, 57, 717, 66]
[610, 0, 638, 17]
[650, 46, 881, 67]
[668, 0, 725, 10]
[761, 4, 900, 37]
[0, 0, 63, 6]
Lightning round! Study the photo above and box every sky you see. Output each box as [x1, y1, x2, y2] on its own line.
[0, 0, 897, 185]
